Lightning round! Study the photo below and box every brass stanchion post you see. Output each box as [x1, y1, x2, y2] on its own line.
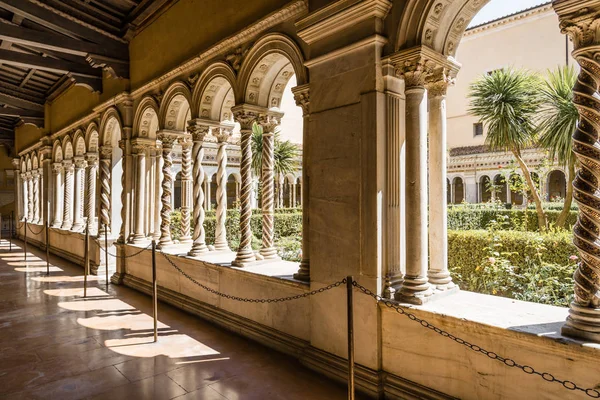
[45, 220, 50, 276]
[1, 213, 3, 244]
[83, 220, 89, 298]
[24, 218, 27, 262]
[152, 240, 158, 343]
[104, 224, 109, 290]
[9, 211, 12, 252]
[347, 276, 355, 400]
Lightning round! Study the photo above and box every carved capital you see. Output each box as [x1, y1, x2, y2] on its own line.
[292, 84, 310, 115]
[85, 152, 99, 165]
[554, 2, 600, 49]
[100, 146, 112, 159]
[157, 131, 179, 148]
[52, 162, 63, 174]
[388, 46, 460, 89]
[215, 126, 233, 144]
[188, 119, 211, 142]
[426, 68, 456, 97]
[231, 104, 264, 130]
[62, 160, 74, 172]
[259, 111, 283, 133]
[132, 143, 148, 155]
[179, 134, 193, 149]
[12, 158, 20, 170]
[74, 156, 87, 169]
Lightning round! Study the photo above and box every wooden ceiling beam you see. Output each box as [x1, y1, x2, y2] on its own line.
[0, 48, 101, 78]
[0, 106, 42, 118]
[0, 23, 128, 59]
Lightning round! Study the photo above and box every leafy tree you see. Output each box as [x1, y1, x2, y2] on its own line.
[469, 68, 548, 231]
[537, 66, 579, 229]
[251, 122, 300, 176]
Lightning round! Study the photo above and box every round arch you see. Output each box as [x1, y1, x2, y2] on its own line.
[159, 82, 193, 131]
[396, 0, 491, 57]
[85, 122, 100, 154]
[237, 33, 307, 108]
[192, 62, 238, 123]
[133, 97, 160, 139]
[547, 169, 567, 201]
[479, 175, 491, 203]
[99, 108, 123, 146]
[73, 130, 86, 157]
[32, 153, 39, 170]
[52, 140, 63, 162]
[452, 176, 465, 204]
[62, 136, 74, 160]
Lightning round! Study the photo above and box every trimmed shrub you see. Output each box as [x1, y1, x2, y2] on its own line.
[447, 208, 578, 231]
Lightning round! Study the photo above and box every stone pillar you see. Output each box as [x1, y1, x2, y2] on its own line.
[20, 172, 27, 221]
[32, 170, 40, 224]
[232, 104, 260, 267]
[554, 2, 600, 342]
[61, 160, 74, 230]
[132, 143, 147, 243]
[214, 126, 232, 251]
[382, 65, 404, 297]
[71, 157, 86, 232]
[394, 50, 433, 304]
[13, 160, 21, 221]
[235, 181, 240, 204]
[157, 133, 177, 248]
[85, 153, 98, 233]
[291, 183, 296, 207]
[118, 139, 129, 244]
[188, 122, 210, 255]
[427, 74, 456, 291]
[292, 85, 310, 281]
[180, 136, 193, 243]
[99, 146, 112, 235]
[51, 163, 63, 227]
[152, 145, 161, 241]
[259, 112, 282, 260]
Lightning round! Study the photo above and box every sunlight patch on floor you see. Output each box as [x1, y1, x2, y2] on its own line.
[104, 333, 221, 358]
[77, 313, 169, 331]
[15, 265, 63, 272]
[47, 286, 110, 298]
[32, 275, 100, 282]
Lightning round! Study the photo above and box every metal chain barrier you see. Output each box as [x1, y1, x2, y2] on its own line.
[26, 224, 45, 235]
[98, 241, 153, 259]
[160, 250, 346, 303]
[351, 281, 600, 399]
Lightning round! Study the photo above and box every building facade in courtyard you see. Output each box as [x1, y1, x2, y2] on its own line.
[446, 2, 574, 205]
[4, 0, 600, 399]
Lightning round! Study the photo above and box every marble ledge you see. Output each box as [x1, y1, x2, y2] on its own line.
[124, 241, 309, 289]
[389, 290, 600, 350]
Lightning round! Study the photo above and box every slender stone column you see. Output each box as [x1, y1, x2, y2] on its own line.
[180, 136, 193, 243]
[13, 159, 21, 221]
[61, 160, 74, 230]
[26, 172, 33, 221]
[85, 153, 98, 234]
[188, 122, 209, 256]
[259, 112, 282, 260]
[555, 2, 600, 342]
[291, 183, 296, 207]
[427, 75, 456, 291]
[235, 181, 240, 204]
[394, 52, 433, 304]
[214, 126, 232, 251]
[205, 180, 211, 211]
[132, 144, 147, 243]
[152, 146, 161, 241]
[157, 133, 177, 248]
[232, 105, 260, 266]
[71, 157, 86, 231]
[51, 163, 63, 227]
[32, 170, 39, 224]
[118, 139, 129, 244]
[99, 146, 112, 235]
[21, 173, 28, 221]
[292, 85, 310, 281]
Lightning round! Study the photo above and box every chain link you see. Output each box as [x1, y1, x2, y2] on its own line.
[351, 281, 600, 399]
[26, 223, 45, 235]
[99, 241, 153, 259]
[160, 250, 346, 303]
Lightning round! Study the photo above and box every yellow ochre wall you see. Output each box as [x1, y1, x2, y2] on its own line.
[129, 0, 291, 88]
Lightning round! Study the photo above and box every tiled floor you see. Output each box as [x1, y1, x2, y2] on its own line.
[0, 239, 357, 400]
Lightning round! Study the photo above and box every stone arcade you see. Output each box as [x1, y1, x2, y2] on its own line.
[6, 0, 600, 398]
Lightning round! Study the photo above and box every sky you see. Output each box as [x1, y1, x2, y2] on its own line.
[468, 0, 550, 27]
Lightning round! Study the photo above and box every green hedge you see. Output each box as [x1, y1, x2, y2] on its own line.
[448, 229, 576, 284]
[447, 208, 578, 231]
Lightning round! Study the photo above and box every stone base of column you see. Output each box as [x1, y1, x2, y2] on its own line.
[293, 259, 310, 281]
[111, 271, 126, 285]
[213, 240, 230, 252]
[562, 303, 600, 342]
[188, 243, 209, 257]
[395, 276, 433, 305]
[157, 239, 172, 250]
[131, 234, 148, 244]
[232, 247, 256, 267]
[71, 222, 84, 232]
[179, 236, 193, 244]
[259, 247, 279, 260]
[428, 271, 457, 292]
[51, 221, 62, 228]
[61, 221, 73, 231]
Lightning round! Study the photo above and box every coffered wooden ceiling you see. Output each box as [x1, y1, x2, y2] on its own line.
[0, 0, 175, 142]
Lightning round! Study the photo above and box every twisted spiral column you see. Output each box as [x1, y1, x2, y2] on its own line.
[232, 106, 259, 267]
[99, 147, 112, 235]
[563, 45, 600, 340]
[118, 140, 127, 243]
[85, 154, 98, 234]
[158, 135, 175, 248]
[51, 164, 63, 227]
[215, 128, 232, 251]
[71, 158, 86, 231]
[188, 124, 209, 256]
[259, 116, 277, 259]
[180, 137, 193, 243]
[32, 171, 39, 224]
[61, 161, 74, 230]
[26, 173, 33, 221]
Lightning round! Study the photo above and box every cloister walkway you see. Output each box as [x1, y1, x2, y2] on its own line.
[0, 239, 356, 400]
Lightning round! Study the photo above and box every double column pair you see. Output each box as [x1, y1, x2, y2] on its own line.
[387, 47, 459, 304]
[23, 170, 42, 224]
[186, 121, 232, 254]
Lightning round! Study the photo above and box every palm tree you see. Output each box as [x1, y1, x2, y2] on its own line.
[537, 66, 579, 229]
[469, 68, 548, 231]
